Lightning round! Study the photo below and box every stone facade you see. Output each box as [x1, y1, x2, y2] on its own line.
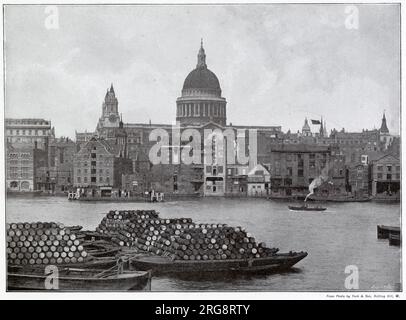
[5, 118, 54, 150]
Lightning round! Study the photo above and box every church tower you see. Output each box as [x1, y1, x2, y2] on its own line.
[379, 111, 391, 149]
[302, 118, 311, 137]
[97, 84, 120, 131]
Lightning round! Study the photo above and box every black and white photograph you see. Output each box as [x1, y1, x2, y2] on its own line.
[1, 1, 402, 297]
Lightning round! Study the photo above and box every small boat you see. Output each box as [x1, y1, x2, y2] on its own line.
[288, 205, 326, 211]
[377, 225, 400, 239]
[7, 265, 151, 291]
[129, 251, 307, 275]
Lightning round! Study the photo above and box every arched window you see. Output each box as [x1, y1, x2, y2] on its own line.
[20, 181, 30, 190]
[10, 181, 18, 188]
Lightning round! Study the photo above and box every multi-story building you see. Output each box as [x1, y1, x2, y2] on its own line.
[347, 162, 370, 198]
[5, 118, 54, 150]
[73, 136, 132, 189]
[268, 143, 333, 198]
[247, 164, 271, 197]
[6, 145, 35, 191]
[48, 137, 76, 192]
[370, 154, 400, 199]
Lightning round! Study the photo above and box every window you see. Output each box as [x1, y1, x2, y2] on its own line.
[298, 169, 304, 177]
[387, 165, 392, 172]
[287, 167, 292, 176]
[377, 173, 382, 179]
[396, 166, 400, 172]
[387, 174, 392, 180]
[84, 177, 88, 183]
[377, 165, 383, 171]
[91, 177, 96, 183]
[77, 177, 81, 183]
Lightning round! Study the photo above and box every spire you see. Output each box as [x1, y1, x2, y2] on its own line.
[319, 117, 324, 136]
[380, 111, 389, 133]
[110, 83, 115, 94]
[197, 38, 207, 69]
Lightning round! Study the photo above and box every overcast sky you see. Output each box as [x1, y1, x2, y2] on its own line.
[4, 4, 400, 138]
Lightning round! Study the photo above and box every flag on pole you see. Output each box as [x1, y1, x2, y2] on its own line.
[311, 119, 321, 125]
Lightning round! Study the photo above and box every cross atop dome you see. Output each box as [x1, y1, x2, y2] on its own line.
[197, 38, 207, 69]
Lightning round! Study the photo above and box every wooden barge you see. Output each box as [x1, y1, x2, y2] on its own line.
[7, 265, 151, 291]
[130, 251, 307, 274]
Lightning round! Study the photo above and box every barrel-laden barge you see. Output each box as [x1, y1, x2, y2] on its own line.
[130, 252, 307, 274]
[93, 209, 308, 275]
[7, 209, 308, 290]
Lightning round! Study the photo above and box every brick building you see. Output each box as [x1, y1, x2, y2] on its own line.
[6, 145, 35, 191]
[48, 137, 76, 192]
[73, 136, 132, 189]
[370, 154, 400, 199]
[268, 144, 333, 197]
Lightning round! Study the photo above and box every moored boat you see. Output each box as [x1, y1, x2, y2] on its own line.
[7, 265, 151, 291]
[130, 251, 307, 274]
[377, 225, 400, 239]
[288, 205, 326, 211]
[389, 233, 401, 246]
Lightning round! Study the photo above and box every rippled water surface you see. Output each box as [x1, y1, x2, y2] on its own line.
[6, 196, 401, 291]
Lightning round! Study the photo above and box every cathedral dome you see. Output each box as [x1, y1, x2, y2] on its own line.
[181, 40, 221, 96]
[183, 68, 221, 91]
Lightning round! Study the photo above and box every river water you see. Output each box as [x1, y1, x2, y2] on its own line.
[6, 196, 401, 291]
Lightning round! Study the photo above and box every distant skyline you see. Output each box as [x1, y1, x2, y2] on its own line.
[4, 4, 400, 138]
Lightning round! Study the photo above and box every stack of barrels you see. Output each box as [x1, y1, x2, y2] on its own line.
[6, 222, 89, 266]
[97, 210, 278, 261]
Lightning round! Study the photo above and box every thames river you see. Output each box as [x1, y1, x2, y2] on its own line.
[6, 196, 401, 291]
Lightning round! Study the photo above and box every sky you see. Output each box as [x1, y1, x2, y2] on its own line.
[4, 4, 400, 138]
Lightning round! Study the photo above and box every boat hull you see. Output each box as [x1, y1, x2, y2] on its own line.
[130, 252, 307, 274]
[288, 206, 326, 211]
[7, 269, 151, 291]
